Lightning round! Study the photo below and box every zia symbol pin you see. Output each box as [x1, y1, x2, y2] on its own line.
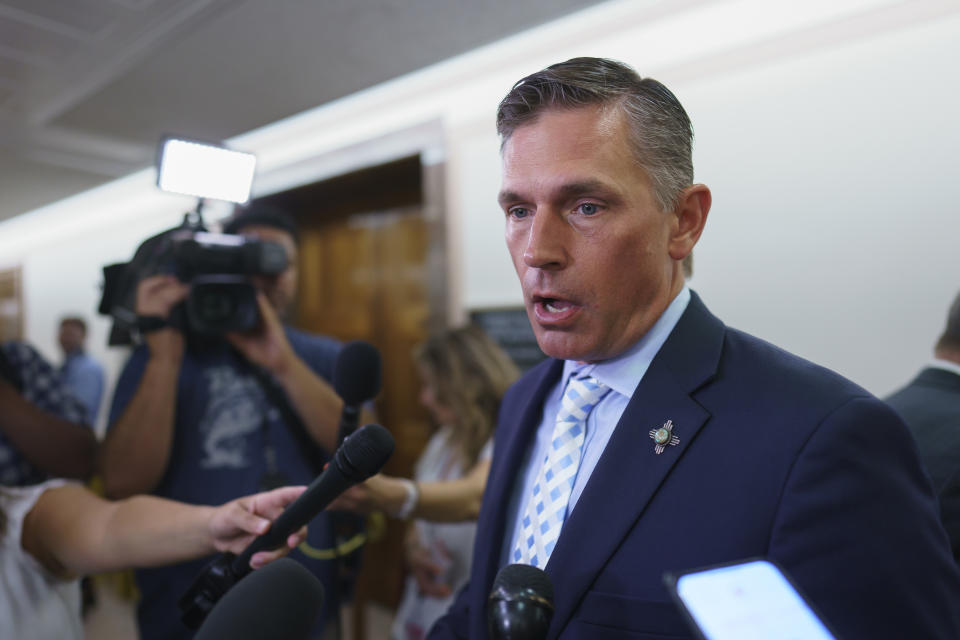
[648, 419, 680, 454]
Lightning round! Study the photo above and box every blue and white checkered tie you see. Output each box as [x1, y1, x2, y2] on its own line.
[512, 374, 611, 568]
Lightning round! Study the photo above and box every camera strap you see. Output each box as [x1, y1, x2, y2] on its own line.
[237, 355, 328, 477]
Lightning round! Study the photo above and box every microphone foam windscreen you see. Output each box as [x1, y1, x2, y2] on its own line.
[333, 340, 382, 405]
[195, 557, 323, 640]
[492, 563, 554, 604]
[340, 423, 395, 480]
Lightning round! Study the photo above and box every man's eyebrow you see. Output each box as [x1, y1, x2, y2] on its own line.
[497, 190, 522, 207]
[498, 180, 618, 208]
[556, 179, 616, 199]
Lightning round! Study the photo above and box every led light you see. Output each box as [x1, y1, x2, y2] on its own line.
[157, 137, 256, 203]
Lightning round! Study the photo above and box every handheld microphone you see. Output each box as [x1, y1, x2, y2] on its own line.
[180, 423, 395, 629]
[194, 557, 323, 640]
[488, 564, 555, 640]
[231, 422, 394, 575]
[334, 341, 381, 445]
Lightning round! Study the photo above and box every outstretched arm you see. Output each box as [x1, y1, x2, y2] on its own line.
[21, 484, 308, 579]
[333, 457, 491, 522]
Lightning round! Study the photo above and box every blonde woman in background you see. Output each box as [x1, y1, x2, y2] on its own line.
[334, 325, 520, 640]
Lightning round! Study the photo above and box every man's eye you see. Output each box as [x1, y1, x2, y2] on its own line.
[577, 203, 600, 215]
[509, 207, 530, 219]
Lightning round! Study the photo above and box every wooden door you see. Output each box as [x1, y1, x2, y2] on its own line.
[0, 267, 23, 340]
[296, 207, 433, 474]
[296, 207, 433, 637]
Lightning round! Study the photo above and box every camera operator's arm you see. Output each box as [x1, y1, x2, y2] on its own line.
[100, 275, 189, 499]
[0, 379, 97, 480]
[227, 294, 342, 452]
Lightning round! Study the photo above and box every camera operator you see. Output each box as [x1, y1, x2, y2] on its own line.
[99, 205, 347, 640]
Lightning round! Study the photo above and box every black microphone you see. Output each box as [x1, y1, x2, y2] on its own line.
[180, 423, 394, 629]
[334, 341, 381, 445]
[194, 557, 323, 640]
[488, 564, 555, 640]
[230, 422, 394, 576]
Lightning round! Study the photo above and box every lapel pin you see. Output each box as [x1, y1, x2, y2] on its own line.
[649, 419, 680, 454]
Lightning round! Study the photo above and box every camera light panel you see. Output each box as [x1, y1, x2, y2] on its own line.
[158, 138, 256, 204]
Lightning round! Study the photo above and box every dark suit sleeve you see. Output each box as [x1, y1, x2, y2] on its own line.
[768, 396, 960, 639]
[426, 582, 471, 640]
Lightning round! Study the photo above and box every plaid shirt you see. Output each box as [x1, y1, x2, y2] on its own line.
[0, 341, 90, 485]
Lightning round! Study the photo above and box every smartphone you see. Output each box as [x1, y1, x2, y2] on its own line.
[664, 558, 838, 640]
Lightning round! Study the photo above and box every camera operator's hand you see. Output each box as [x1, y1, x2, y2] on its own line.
[225, 293, 297, 376]
[136, 275, 189, 363]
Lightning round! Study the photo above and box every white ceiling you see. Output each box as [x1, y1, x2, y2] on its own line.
[0, 0, 611, 223]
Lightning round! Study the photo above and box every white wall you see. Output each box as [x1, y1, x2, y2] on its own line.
[2, 0, 957, 414]
[683, 12, 960, 396]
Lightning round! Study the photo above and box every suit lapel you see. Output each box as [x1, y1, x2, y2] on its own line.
[543, 292, 725, 638]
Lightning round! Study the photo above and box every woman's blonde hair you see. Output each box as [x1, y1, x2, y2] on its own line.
[414, 325, 520, 469]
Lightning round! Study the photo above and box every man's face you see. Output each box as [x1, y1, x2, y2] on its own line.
[237, 225, 298, 318]
[499, 106, 684, 363]
[58, 322, 84, 354]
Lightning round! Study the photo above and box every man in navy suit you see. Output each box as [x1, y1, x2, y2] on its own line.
[428, 57, 960, 639]
[886, 291, 960, 562]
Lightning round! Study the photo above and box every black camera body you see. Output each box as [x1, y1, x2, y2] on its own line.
[174, 231, 287, 335]
[99, 220, 287, 343]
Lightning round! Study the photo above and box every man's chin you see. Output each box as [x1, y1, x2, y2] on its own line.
[535, 331, 594, 363]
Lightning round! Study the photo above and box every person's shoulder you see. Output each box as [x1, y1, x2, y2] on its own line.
[284, 326, 341, 355]
[717, 326, 875, 415]
[283, 325, 341, 376]
[78, 352, 104, 372]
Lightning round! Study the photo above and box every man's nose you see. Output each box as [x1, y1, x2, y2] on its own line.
[523, 209, 567, 270]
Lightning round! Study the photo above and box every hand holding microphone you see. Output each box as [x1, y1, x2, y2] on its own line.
[180, 423, 395, 629]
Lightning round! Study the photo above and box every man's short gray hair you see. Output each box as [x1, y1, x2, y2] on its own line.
[496, 57, 694, 213]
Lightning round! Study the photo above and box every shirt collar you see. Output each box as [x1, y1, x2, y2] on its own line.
[563, 285, 691, 397]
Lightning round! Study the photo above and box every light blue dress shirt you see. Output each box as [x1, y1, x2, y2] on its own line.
[60, 351, 105, 425]
[501, 286, 691, 567]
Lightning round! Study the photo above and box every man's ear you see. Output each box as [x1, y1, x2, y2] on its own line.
[668, 184, 711, 262]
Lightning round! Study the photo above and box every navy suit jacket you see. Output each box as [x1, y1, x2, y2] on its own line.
[429, 292, 960, 639]
[886, 366, 960, 562]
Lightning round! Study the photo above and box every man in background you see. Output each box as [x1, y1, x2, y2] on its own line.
[100, 205, 348, 640]
[58, 316, 105, 425]
[886, 290, 960, 561]
[429, 57, 960, 639]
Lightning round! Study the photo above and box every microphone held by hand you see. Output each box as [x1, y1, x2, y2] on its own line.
[180, 423, 395, 629]
[488, 563, 555, 640]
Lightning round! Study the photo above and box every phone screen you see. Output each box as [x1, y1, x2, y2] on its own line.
[671, 559, 836, 640]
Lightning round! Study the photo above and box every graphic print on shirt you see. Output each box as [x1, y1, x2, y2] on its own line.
[199, 366, 265, 469]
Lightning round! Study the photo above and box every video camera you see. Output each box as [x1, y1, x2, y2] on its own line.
[99, 219, 288, 343]
[98, 136, 278, 344]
